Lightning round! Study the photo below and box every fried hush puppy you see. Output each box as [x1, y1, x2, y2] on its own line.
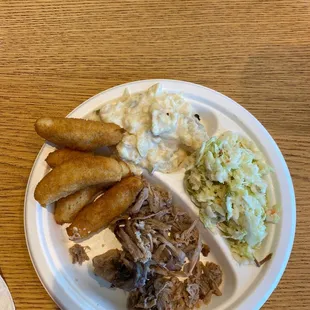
[35, 117, 124, 151]
[46, 149, 103, 224]
[34, 156, 130, 206]
[54, 185, 103, 224]
[46, 148, 93, 168]
[66, 176, 143, 240]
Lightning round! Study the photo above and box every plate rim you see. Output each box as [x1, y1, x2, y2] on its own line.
[24, 78, 296, 310]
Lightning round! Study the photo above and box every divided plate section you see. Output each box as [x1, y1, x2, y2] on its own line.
[35, 170, 238, 310]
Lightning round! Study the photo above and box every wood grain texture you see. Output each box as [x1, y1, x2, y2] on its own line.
[0, 0, 309, 309]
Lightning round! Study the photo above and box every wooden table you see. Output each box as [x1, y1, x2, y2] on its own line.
[0, 1, 309, 309]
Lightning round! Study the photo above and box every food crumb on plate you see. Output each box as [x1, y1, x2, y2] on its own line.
[69, 244, 90, 265]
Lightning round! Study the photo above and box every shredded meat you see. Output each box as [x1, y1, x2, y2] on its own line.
[69, 244, 90, 265]
[93, 249, 149, 291]
[128, 187, 149, 214]
[93, 180, 223, 309]
[111, 183, 198, 268]
[128, 260, 222, 310]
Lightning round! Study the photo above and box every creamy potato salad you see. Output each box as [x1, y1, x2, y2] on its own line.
[184, 131, 279, 264]
[98, 84, 208, 173]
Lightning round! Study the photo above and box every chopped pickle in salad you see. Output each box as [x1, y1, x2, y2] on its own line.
[184, 131, 280, 264]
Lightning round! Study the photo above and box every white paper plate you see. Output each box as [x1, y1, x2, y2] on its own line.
[24, 79, 295, 310]
[0, 276, 15, 310]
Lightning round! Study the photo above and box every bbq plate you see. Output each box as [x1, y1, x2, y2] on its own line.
[24, 79, 295, 310]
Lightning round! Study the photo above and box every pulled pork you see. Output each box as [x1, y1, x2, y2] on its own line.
[93, 249, 149, 291]
[128, 260, 223, 310]
[93, 181, 223, 309]
[69, 244, 90, 265]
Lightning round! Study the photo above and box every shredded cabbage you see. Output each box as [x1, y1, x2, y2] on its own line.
[184, 131, 279, 264]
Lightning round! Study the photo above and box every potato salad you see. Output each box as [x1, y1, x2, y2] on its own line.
[98, 84, 208, 173]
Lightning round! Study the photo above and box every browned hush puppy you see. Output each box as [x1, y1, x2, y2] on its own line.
[45, 149, 102, 224]
[54, 185, 103, 224]
[35, 117, 124, 151]
[34, 156, 130, 206]
[46, 148, 93, 168]
[66, 176, 143, 240]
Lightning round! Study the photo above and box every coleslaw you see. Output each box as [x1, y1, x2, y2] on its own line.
[184, 131, 279, 264]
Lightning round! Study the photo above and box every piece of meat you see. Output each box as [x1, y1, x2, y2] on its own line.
[187, 235, 202, 275]
[165, 256, 183, 272]
[114, 220, 153, 264]
[93, 249, 149, 291]
[128, 275, 189, 310]
[155, 277, 176, 310]
[201, 244, 210, 257]
[67, 176, 143, 239]
[34, 156, 130, 206]
[152, 244, 166, 264]
[54, 185, 103, 224]
[126, 223, 152, 262]
[69, 244, 90, 265]
[187, 261, 223, 306]
[35, 117, 124, 151]
[93, 249, 122, 283]
[179, 220, 198, 245]
[202, 262, 223, 295]
[185, 283, 200, 308]
[128, 187, 149, 214]
[144, 218, 171, 232]
[183, 244, 196, 259]
[147, 185, 160, 213]
[128, 276, 158, 309]
[128, 274, 160, 310]
[46, 148, 93, 168]
[156, 234, 186, 263]
[187, 261, 203, 282]
[133, 209, 169, 221]
[115, 228, 146, 263]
